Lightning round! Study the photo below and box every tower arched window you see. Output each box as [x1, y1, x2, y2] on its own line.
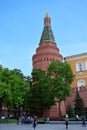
[76, 62, 84, 72]
[85, 61, 87, 70]
[77, 80, 85, 90]
[50, 57, 52, 61]
[47, 57, 48, 60]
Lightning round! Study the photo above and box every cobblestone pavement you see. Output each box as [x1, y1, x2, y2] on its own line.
[0, 123, 87, 130]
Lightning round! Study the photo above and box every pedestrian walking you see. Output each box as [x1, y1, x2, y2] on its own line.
[21, 115, 25, 124]
[46, 117, 50, 124]
[17, 116, 21, 125]
[66, 114, 69, 119]
[65, 117, 69, 129]
[33, 116, 38, 129]
[82, 117, 86, 127]
[76, 114, 79, 121]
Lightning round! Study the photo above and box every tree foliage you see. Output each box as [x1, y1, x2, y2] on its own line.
[74, 91, 85, 116]
[66, 104, 75, 118]
[28, 69, 55, 117]
[0, 67, 30, 118]
[27, 61, 74, 118]
[47, 61, 74, 118]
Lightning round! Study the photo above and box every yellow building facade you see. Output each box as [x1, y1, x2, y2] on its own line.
[65, 53, 87, 90]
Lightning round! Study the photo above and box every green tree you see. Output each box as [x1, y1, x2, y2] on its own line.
[66, 104, 75, 118]
[0, 67, 30, 119]
[23, 75, 31, 112]
[47, 61, 74, 118]
[74, 91, 85, 116]
[28, 69, 55, 117]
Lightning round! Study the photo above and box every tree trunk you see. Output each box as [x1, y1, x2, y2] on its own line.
[58, 101, 62, 119]
[0, 99, 2, 122]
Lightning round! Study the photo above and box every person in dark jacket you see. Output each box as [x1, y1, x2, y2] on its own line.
[33, 116, 38, 129]
[65, 117, 69, 129]
[82, 117, 86, 127]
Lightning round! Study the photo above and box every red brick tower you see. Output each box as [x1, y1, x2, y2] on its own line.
[32, 12, 63, 70]
[32, 12, 66, 119]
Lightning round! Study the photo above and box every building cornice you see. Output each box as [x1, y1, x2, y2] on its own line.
[65, 52, 87, 61]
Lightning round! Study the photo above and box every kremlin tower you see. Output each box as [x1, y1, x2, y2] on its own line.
[32, 12, 63, 70]
[32, 12, 66, 119]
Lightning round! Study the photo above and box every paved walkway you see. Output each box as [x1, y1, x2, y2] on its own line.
[0, 123, 86, 130]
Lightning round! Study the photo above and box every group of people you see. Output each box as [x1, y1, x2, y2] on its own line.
[65, 114, 86, 129]
[17, 115, 38, 129]
[76, 114, 86, 127]
[16, 113, 87, 129]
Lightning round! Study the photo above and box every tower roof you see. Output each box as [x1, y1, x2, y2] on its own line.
[40, 12, 55, 43]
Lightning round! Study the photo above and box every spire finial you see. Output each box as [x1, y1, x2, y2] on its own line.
[45, 10, 49, 17]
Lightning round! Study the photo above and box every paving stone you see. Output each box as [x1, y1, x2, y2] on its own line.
[0, 123, 87, 130]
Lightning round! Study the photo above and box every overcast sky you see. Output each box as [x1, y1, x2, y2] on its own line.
[0, 0, 87, 76]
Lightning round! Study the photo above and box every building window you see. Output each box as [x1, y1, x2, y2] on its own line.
[85, 61, 87, 70]
[77, 80, 85, 90]
[76, 62, 84, 72]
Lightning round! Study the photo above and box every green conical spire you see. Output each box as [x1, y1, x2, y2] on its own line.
[40, 12, 55, 43]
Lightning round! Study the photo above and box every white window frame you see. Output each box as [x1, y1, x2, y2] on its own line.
[76, 62, 84, 72]
[85, 61, 87, 70]
[77, 80, 85, 90]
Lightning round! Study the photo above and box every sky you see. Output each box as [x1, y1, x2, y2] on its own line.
[0, 0, 87, 76]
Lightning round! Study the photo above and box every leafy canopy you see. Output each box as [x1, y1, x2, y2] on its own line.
[47, 61, 74, 101]
[28, 69, 55, 116]
[0, 68, 30, 109]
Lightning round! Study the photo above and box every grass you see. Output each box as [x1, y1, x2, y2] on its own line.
[0, 119, 17, 124]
